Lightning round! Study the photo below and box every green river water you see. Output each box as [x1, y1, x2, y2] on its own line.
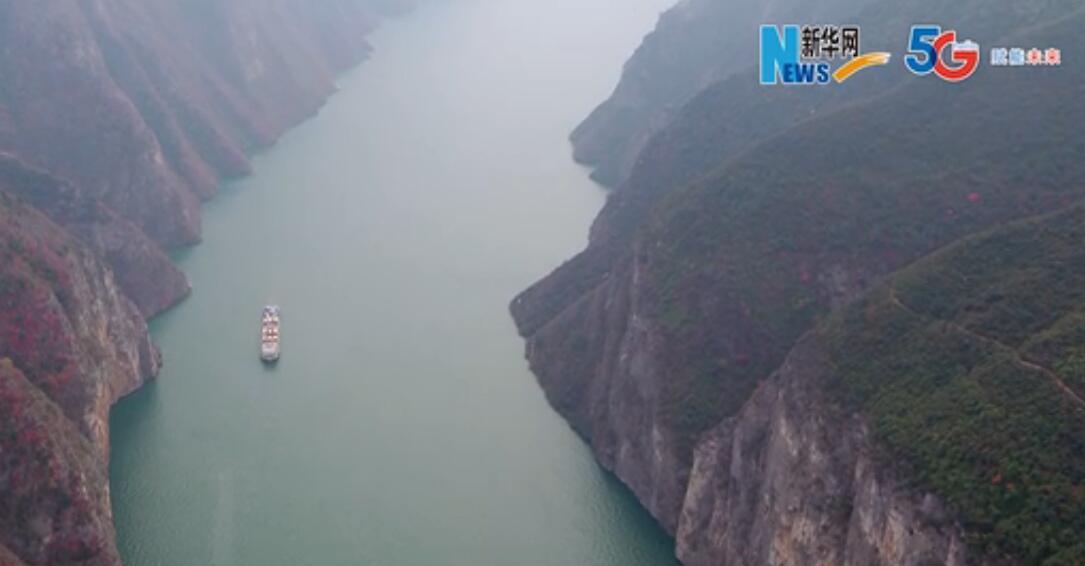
[108, 0, 678, 564]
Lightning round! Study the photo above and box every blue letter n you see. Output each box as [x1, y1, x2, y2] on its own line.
[760, 25, 799, 85]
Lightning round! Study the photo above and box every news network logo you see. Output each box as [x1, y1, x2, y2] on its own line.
[759, 24, 891, 85]
[761, 23, 1062, 86]
[903, 25, 979, 82]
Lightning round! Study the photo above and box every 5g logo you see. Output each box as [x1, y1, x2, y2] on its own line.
[904, 25, 980, 82]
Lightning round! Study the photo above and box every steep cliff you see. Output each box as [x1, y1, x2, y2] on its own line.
[0, 153, 189, 318]
[0, 2, 405, 564]
[0, 0, 393, 292]
[515, 3, 1085, 564]
[570, 0, 888, 187]
[675, 205, 1085, 565]
[573, 0, 1078, 189]
[676, 336, 972, 566]
[0, 361, 121, 566]
[0, 194, 158, 564]
[0, 0, 414, 308]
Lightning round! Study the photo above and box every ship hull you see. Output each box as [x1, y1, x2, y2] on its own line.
[261, 305, 282, 363]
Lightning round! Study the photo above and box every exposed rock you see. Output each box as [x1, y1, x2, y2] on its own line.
[0, 2, 409, 563]
[0, 0, 392, 247]
[676, 336, 970, 566]
[570, 0, 884, 187]
[518, 250, 691, 532]
[0, 194, 157, 565]
[0, 360, 120, 566]
[516, 4, 1085, 565]
[0, 153, 189, 317]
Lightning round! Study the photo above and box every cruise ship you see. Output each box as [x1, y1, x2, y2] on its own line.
[261, 305, 281, 362]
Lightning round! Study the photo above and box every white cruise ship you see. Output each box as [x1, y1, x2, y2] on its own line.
[261, 305, 281, 362]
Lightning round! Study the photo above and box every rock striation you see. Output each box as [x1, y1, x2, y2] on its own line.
[515, 2, 1085, 564]
[0, 1, 410, 563]
[0, 194, 155, 564]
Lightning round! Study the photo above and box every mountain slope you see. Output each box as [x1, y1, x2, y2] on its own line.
[0, 2, 408, 563]
[572, 0, 1079, 188]
[570, 0, 880, 187]
[0, 193, 157, 564]
[0, 154, 189, 317]
[513, 3, 1085, 560]
[676, 205, 1085, 565]
[0, 360, 119, 565]
[819, 207, 1085, 562]
[0, 0, 398, 309]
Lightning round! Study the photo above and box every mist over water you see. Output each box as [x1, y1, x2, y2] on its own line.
[108, 0, 678, 564]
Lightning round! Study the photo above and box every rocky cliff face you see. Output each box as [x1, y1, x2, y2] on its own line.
[0, 1, 404, 564]
[0, 194, 157, 564]
[680, 200, 1085, 564]
[516, 250, 692, 533]
[0, 0, 394, 306]
[0, 154, 189, 318]
[676, 336, 971, 566]
[515, 3, 1085, 564]
[570, 0, 896, 187]
[0, 360, 122, 566]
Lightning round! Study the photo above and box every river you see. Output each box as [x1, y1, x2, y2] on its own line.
[108, 0, 678, 564]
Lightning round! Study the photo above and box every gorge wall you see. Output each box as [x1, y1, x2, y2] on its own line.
[515, 1, 1085, 564]
[0, 1, 409, 563]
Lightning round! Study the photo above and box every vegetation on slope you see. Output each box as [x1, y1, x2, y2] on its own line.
[820, 205, 1085, 564]
[636, 6, 1085, 455]
[0, 358, 117, 564]
[511, 0, 1085, 560]
[0, 193, 84, 423]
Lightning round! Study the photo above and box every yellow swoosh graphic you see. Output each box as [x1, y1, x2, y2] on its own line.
[833, 52, 893, 83]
